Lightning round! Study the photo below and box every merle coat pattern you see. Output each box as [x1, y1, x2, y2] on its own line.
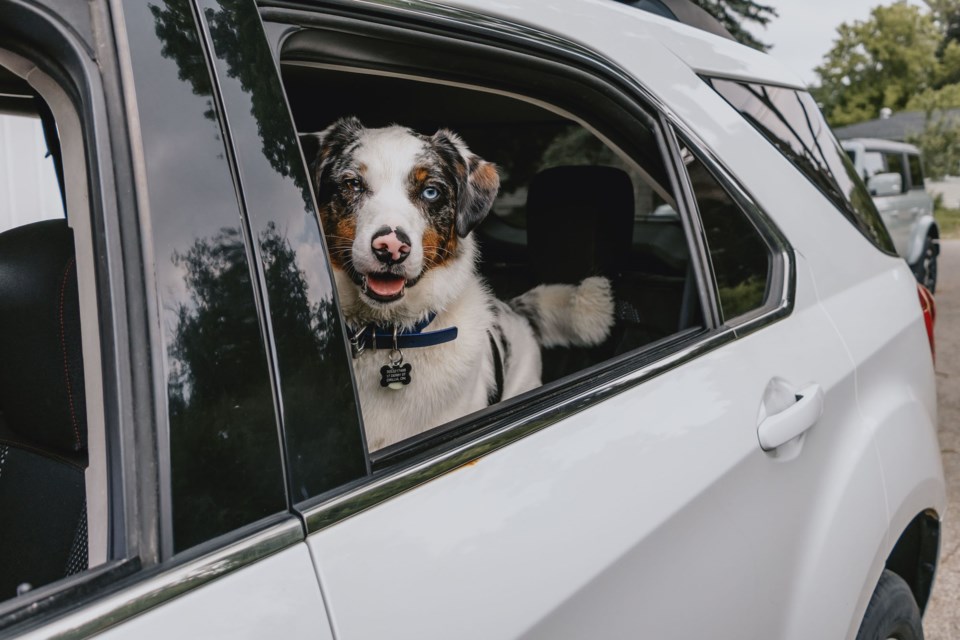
[306, 117, 614, 450]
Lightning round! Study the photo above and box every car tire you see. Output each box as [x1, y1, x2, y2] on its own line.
[911, 233, 938, 294]
[855, 569, 924, 640]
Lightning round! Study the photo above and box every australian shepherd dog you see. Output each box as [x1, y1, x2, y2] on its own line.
[306, 117, 614, 450]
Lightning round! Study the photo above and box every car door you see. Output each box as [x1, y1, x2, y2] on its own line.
[301, 148, 879, 640]
[255, 6, 888, 638]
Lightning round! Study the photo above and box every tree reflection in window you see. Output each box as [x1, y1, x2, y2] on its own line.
[708, 78, 896, 255]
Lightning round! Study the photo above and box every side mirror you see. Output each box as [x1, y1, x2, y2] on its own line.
[867, 172, 902, 197]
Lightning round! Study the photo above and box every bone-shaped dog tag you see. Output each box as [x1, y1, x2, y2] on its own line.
[380, 363, 412, 389]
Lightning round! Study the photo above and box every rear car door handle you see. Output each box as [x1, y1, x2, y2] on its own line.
[757, 383, 824, 451]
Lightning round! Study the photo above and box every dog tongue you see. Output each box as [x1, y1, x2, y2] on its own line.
[367, 274, 405, 297]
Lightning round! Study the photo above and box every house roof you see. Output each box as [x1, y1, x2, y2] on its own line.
[833, 108, 960, 141]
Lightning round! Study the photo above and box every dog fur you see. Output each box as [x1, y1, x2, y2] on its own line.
[306, 117, 614, 450]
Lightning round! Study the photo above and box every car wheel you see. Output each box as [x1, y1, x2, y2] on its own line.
[855, 569, 924, 640]
[912, 233, 938, 294]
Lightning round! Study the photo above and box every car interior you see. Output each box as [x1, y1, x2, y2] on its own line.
[0, 60, 103, 601]
[283, 64, 703, 385]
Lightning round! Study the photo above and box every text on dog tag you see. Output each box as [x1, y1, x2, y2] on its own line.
[380, 363, 412, 390]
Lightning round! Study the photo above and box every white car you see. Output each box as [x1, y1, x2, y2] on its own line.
[842, 138, 939, 292]
[0, 0, 944, 639]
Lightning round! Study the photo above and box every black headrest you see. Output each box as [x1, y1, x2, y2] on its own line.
[526, 166, 635, 284]
[0, 219, 86, 463]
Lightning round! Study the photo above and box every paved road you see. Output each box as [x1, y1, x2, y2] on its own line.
[924, 239, 960, 640]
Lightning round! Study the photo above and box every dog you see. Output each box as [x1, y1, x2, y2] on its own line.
[305, 117, 614, 451]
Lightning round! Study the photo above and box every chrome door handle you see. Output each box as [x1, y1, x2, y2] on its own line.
[757, 384, 823, 451]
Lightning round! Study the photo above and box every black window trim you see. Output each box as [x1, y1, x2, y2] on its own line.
[704, 76, 898, 258]
[668, 124, 791, 329]
[258, 0, 797, 533]
[907, 152, 926, 191]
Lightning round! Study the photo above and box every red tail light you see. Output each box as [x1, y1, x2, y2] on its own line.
[918, 284, 936, 362]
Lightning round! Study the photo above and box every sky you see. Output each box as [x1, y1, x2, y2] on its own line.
[753, 0, 926, 87]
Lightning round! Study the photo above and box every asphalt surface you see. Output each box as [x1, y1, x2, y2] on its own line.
[923, 239, 960, 640]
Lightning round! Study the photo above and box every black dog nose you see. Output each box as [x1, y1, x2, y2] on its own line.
[372, 226, 412, 265]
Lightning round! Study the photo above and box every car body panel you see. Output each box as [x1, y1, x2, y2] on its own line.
[93, 545, 332, 640]
[307, 253, 884, 640]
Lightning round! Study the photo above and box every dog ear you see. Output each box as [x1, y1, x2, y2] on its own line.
[432, 129, 500, 238]
[302, 116, 365, 186]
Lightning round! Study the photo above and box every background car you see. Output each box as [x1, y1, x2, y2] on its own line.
[843, 137, 940, 292]
[0, 0, 944, 639]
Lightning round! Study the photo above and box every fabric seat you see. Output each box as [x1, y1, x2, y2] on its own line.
[0, 219, 88, 599]
[526, 166, 665, 381]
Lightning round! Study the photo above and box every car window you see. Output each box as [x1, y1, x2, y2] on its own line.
[273, 24, 711, 470]
[883, 152, 907, 193]
[0, 113, 63, 232]
[122, 0, 289, 552]
[862, 150, 886, 180]
[680, 145, 770, 321]
[707, 78, 897, 256]
[0, 62, 106, 604]
[908, 154, 925, 190]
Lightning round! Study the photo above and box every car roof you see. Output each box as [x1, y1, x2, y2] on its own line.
[841, 138, 921, 154]
[440, 0, 807, 90]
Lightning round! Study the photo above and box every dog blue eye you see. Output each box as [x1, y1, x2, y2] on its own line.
[422, 186, 440, 201]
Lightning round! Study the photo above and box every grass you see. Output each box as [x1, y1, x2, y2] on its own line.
[935, 204, 960, 239]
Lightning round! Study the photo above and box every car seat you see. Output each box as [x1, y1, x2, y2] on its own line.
[526, 165, 666, 381]
[0, 219, 88, 599]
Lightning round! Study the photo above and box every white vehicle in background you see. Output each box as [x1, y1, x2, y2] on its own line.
[843, 138, 939, 291]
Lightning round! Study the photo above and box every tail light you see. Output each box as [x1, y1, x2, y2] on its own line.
[918, 284, 936, 362]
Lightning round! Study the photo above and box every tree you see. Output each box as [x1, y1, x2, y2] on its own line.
[906, 112, 960, 179]
[692, 0, 778, 51]
[814, 2, 943, 126]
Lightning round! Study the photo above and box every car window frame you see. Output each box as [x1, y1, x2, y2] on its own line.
[881, 150, 908, 194]
[258, 0, 795, 535]
[907, 153, 926, 191]
[0, 0, 310, 634]
[705, 77, 898, 257]
[0, 0, 145, 631]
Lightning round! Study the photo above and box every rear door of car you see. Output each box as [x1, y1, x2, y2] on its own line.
[257, 5, 886, 638]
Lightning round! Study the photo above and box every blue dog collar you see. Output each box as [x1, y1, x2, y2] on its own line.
[348, 312, 458, 358]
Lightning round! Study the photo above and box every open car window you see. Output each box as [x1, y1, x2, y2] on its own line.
[0, 54, 109, 607]
[277, 32, 710, 469]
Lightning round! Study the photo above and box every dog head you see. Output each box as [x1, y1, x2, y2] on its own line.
[305, 117, 499, 322]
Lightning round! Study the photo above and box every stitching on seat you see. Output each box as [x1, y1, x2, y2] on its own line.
[0, 437, 85, 470]
[59, 257, 81, 450]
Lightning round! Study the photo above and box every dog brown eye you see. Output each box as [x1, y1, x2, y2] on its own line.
[343, 178, 363, 193]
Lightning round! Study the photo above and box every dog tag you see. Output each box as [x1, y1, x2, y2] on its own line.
[380, 363, 412, 389]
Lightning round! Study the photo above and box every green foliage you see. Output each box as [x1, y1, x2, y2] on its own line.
[906, 81, 960, 111]
[906, 112, 960, 179]
[934, 195, 960, 238]
[718, 276, 766, 320]
[814, 2, 943, 126]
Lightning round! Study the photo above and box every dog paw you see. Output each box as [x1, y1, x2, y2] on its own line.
[569, 276, 615, 346]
